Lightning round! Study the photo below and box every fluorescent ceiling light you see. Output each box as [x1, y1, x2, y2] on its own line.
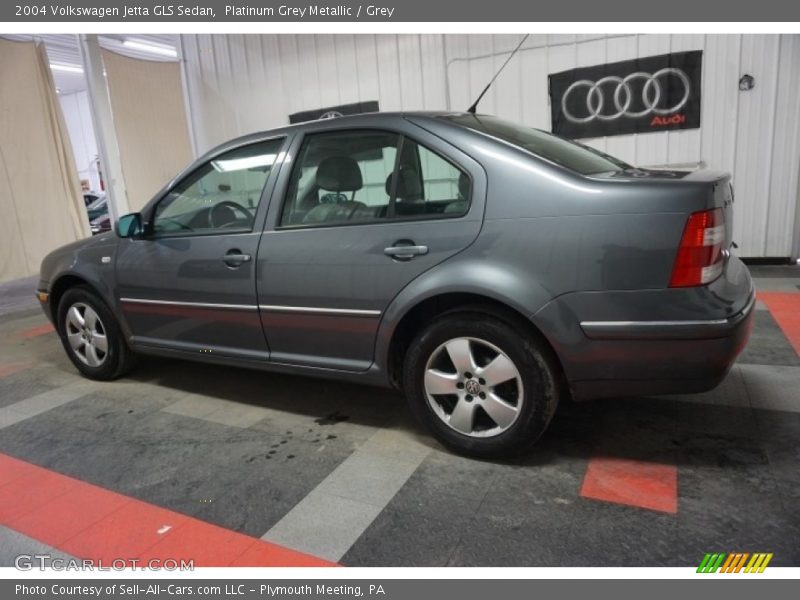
[50, 63, 84, 73]
[212, 154, 277, 172]
[123, 39, 178, 58]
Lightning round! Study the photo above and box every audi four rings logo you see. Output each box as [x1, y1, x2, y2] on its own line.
[549, 51, 702, 137]
[561, 68, 692, 123]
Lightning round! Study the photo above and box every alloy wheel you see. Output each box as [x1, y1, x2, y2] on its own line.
[65, 302, 108, 367]
[423, 336, 524, 438]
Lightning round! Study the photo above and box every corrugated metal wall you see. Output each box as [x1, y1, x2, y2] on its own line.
[180, 34, 800, 258]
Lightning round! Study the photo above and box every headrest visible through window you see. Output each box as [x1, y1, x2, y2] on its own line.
[316, 156, 363, 192]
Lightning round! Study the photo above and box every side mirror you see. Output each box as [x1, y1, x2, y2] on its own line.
[116, 213, 143, 238]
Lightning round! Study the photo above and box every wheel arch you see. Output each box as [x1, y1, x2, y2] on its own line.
[50, 274, 93, 327]
[384, 291, 565, 391]
[49, 273, 117, 332]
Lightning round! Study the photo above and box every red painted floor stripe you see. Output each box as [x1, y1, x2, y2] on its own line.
[0, 362, 30, 378]
[0, 453, 336, 567]
[759, 292, 800, 356]
[580, 457, 678, 514]
[17, 323, 55, 339]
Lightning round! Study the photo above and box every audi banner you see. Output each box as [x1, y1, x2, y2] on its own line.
[549, 50, 702, 139]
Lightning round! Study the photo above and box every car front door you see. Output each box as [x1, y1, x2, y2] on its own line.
[256, 123, 486, 371]
[115, 136, 287, 360]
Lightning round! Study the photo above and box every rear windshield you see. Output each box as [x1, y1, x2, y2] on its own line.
[443, 114, 631, 176]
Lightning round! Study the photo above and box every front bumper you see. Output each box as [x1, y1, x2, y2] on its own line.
[35, 283, 55, 325]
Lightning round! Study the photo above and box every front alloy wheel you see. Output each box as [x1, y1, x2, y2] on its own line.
[57, 285, 137, 381]
[65, 302, 108, 367]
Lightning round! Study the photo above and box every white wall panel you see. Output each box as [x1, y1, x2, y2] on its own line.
[180, 34, 800, 258]
[767, 35, 800, 257]
[58, 90, 99, 190]
[733, 35, 781, 256]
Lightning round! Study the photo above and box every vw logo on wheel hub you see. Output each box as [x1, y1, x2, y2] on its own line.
[465, 379, 481, 395]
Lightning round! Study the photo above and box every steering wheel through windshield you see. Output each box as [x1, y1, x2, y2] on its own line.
[208, 200, 253, 229]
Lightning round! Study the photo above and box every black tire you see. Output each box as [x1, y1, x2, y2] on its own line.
[56, 285, 137, 380]
[403, 312, 560, 459]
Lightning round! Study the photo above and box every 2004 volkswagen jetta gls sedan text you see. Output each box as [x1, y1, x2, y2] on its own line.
[37, 112, 755, 458]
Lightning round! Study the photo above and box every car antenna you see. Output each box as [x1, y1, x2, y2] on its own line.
[467, 34, 530, 115]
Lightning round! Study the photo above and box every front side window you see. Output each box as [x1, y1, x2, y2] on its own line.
[152, 138, 284, 235]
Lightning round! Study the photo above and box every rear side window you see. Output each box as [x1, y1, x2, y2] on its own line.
[392, 138, 470, 218]
[279, 130, 471, 227]
[443, 114, 630, 176]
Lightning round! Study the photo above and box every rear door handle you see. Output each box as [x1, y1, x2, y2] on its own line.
[384, 245, 429, 260]
[222, 252, 251, 267]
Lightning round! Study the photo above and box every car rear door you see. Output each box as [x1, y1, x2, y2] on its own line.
[115, 135, 288, 360]
[256, 119, 486, 371]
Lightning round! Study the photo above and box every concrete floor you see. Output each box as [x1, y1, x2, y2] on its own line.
[0, 266, 798, 567]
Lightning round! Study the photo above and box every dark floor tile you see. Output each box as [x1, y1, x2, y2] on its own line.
[385, 451, 502, 519]
[0, 376, 53, 408]
[226, 427, 357, 488]
[738, 312, 800, 366]
[754, 410, 800, 445]
[562, 499, 679, 566]
[676, 402, 760, 439]
[748, 265, 800, 278]
[447, 527, 568, 567]
[677, 495, 800, 566]
[196, 476, 311, 537]
[763, 441, 800, 510]
[53, 438, 208, 495]
[341, 507, 462, 567]
[132, 358, 404, 429]
[678, 462, 780, 510]
[482, 454, 585, 514]
[463, 501, 577, 544]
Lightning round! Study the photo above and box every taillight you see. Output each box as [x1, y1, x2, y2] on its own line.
[669, 208, 725, 287]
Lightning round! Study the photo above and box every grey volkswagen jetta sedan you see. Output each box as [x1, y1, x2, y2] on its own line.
[37, 112, 754, 457]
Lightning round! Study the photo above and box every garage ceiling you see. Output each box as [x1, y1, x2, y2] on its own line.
[0, 34, 178, 94]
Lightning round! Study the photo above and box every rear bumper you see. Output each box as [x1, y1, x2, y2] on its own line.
[579, 293, 755, 341]
[570, 292, 754, 400]
[533, 256, 755, 401]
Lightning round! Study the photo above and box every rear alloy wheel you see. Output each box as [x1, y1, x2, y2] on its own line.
[403, 312, 560, 458]
[57, 286, 136, 380]
[424, 337, 523, 438]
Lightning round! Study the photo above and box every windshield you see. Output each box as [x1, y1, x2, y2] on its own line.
[443, 114, 631, 175]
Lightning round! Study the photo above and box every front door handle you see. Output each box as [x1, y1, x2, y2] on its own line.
[223, 251, 252, 267]
[384, 245, 429, 260]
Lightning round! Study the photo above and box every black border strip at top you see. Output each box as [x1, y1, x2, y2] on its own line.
[4, 0, 800, 22]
